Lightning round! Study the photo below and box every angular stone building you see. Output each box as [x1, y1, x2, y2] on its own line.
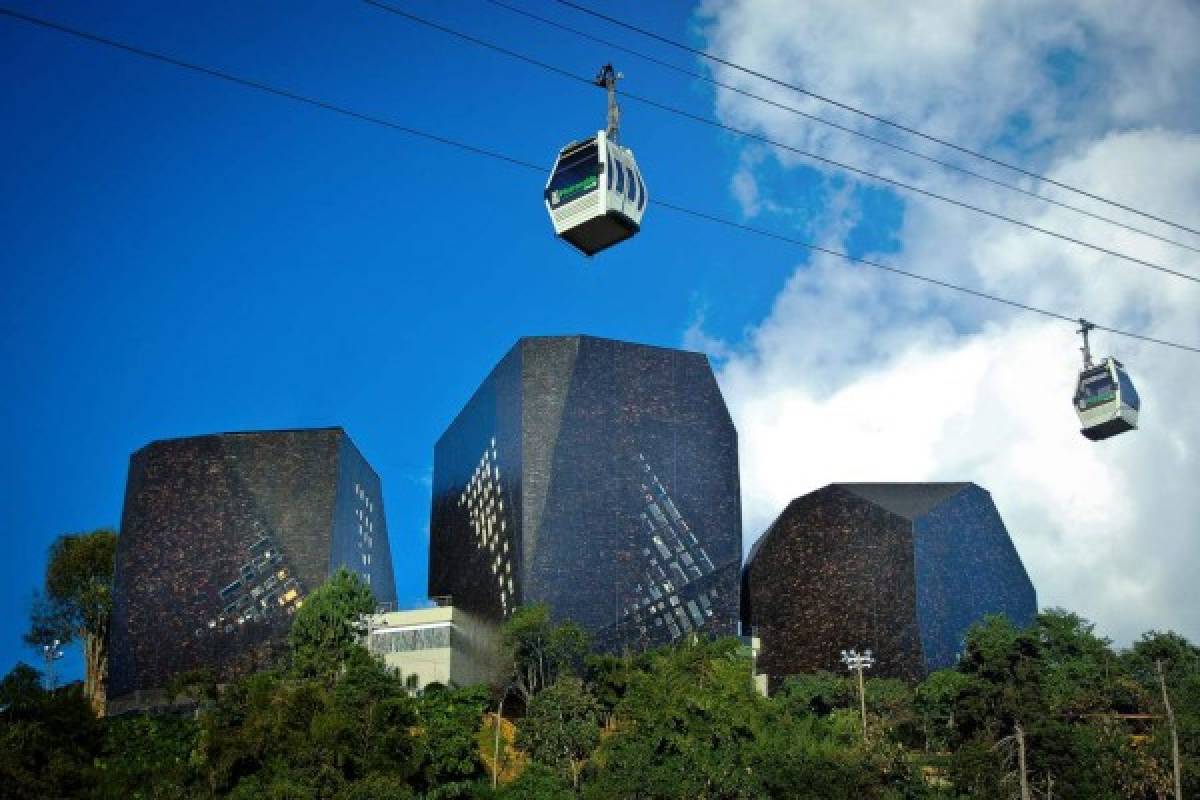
[109, 427, 395, 712]
[430, 335, 742, 652]
[742, 483, 1036, 685]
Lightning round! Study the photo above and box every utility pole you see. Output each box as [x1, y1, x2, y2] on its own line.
[1157, 660, 1183, 799]
[492, 683, 515, 789]
[840, 648, 875, 741]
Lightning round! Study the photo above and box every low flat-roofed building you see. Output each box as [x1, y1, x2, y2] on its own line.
[366, 603, 502, 690]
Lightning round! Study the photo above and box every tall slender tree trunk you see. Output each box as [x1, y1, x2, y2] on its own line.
[1157, 661, 1183, 799]
[83, 630, 106, 715]
[1015, 722, 1031, 800]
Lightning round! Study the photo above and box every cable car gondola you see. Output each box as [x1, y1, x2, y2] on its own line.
[1073, 319, 1140, 441]
[545, 64, 648, 256]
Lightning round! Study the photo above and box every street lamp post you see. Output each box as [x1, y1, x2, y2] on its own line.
[840, 647, 875, 741]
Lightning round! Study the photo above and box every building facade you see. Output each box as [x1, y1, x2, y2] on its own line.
[430, 335, 742, 652]
[365, 603, 502, 690]
[742, 483, 1036, 685]
[108, 428, 396, 712]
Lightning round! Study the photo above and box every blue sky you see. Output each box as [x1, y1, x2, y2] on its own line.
[0, 1, 872, 681]
[5, 0, 1198, 683]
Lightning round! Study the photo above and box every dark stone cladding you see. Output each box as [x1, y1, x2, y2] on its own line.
[430, 335, 743, 653]
[742, 483, 1036, 687]
[109, 428, 396, 706]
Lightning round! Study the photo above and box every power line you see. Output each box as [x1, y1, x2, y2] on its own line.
[0, 7, 544, 173]
[364, 1, 1200, 285]
[1, 6, 1196, 356]
[479, 0, 1200, 257]
[550, 0, 1200, 239]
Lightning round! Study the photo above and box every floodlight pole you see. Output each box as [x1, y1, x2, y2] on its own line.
[840, 648, 875, 741]
[42, 638, 63, 689]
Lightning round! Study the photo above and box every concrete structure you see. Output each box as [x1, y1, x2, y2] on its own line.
[365, 603, 502, 689]
[742, 483, 1036, 686]
[430, 335, 742, 652]
[109, 428, 396, 713]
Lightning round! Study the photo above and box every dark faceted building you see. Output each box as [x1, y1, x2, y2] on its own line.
[109, 428, 396, 710]
[430, 335, 742, 652]
[742, 483, 1036, 684]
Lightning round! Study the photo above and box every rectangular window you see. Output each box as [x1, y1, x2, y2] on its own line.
[653, 536, 672, 560]
[687, 600, 704, 627]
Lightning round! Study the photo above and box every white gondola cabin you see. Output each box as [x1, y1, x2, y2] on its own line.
[1072, 320, 1140, 441]
[544, 130, 647, 256]
[544, 64, 648, 257]
[1074, 357, 1140, 441]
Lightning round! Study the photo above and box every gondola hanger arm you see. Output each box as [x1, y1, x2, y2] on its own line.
[595, 63, 622, 142]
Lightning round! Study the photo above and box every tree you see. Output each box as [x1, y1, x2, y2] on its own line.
[517, 675, 600, 789]
[496, 763, 573, 800]
[583, 638, 766, 800]
[1124, 631, 1200, 796]
[289, 567, 376, 681]
[501, 605, 589, 708]
[25, 528, 116, 713]
[93, 712, 200, 800]
[914, 669, 977, 751]
[413, 684, 491, 793]
[0, 663, 105, 799]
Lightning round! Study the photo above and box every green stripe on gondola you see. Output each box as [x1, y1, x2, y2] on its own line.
[559, 174, 598, 201]
[1083, 391, 1116, 408]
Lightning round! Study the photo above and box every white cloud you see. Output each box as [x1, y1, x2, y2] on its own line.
[692, 0, 1200, 645]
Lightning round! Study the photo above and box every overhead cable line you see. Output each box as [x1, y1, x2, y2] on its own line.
[2, 6, 1196, 355]
[364, 1, 1200, 285]
[480, 0, 1200, 257]
[0, 8, 540, 173]
[550, 0, 1200, 239]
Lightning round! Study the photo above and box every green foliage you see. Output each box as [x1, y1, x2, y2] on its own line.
[501, 605, 589, 706]
[4, 597, 1198, 799]
[496, 763, 573, 799]
[1123, 631, 1200, 796]
[25, 529, 117, 708]
[914, 669, 978, 751]
[332, 773, 415, 800]
[0, 664, 105, 800]
[413, 684, 491, 792]
[31, 528, 118, 642]
[775, 670, 856, 717]
[583, 637, 767, 799]
[289, 568, 376, 681]
[516, 675, 600, 788]
[197, 655, 422, 799]
[93, 713, 200, 800]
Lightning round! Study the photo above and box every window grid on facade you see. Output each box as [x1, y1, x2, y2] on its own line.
[621, 453, 721, 642]
[354, 481, 376, 587]
[458, 437, 515, 615]
[199, 530, 304, 637]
